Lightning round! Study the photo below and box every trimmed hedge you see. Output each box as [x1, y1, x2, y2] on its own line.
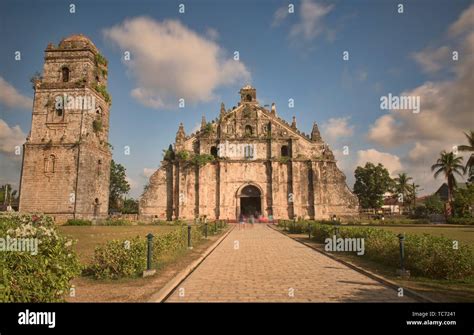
[88, 224, 207, 279]
[447, 217, 474, 225]
[0, 214, 81, 302]
[280, 221, 474, 280]
[65, 219, 92, 226]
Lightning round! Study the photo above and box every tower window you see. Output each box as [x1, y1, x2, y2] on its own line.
[281, 145, 289, 157]
[210, 146, 218, 158]
[61, 67, 70, 82]
[44, 154, 56, 173]
[245, 125, 253, 136]
[244, 145, 254, 159]
[56, 107, 63, 117]
[97, 159, 102, 176]
[245, 94, 252, 102]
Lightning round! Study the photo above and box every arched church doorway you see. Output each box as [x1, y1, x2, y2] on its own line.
[239, 185, 261, 217]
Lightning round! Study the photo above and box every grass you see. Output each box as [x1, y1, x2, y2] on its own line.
[58, 225, 178, 264]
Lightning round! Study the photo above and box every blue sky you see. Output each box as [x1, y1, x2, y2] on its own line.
[1, 0, 473, 198]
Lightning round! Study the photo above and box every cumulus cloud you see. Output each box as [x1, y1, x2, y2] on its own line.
[321, 116, 354, 141]
[103, 17, 250, 109]
[289, 0, 333, 40]
[356, 149, 403, 177]
[367, 4, 474, 192]
[0, 119, 26, 155]
[0, 77, 32, 110]
[273, 0, 334, 41]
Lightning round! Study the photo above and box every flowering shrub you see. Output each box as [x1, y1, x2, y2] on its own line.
[88, 225, 204, 279]
[89, 237, 146, 280]
[0, 214, 81, 302]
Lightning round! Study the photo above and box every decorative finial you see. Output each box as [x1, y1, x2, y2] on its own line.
[311, 122, 321, 141]
[291, 116, 297, 129]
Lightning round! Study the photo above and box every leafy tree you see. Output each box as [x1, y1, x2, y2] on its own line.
[393, 173, 413, 211]
[0, 184, 18, 205]
[458, 130, 474, 182]
[122, 198, 139, 214]
[431, 151, 464, 204]
[109, 160, 130, 212]
[452, 184, 474, 218]
[424, 195, 444, 214]
[353, 163, 393, 209]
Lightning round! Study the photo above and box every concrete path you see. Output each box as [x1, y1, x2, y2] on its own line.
[166, 224, 413, 302]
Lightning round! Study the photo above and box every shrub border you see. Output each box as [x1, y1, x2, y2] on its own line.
[268, 224, 434, 302]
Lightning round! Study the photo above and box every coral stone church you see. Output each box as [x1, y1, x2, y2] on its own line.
[140, 85, 358, 221]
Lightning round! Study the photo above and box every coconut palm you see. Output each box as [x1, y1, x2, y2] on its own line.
[458, 130, 474, 182]
[393, 173, 413, 213]
[431, 151, 464, 204]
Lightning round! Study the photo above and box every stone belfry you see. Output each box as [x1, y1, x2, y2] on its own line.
[19, 34, 112, 222]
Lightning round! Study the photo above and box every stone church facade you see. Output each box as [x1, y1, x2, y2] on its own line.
[140, 86, 358, 221]
[19, 35, 112, 222]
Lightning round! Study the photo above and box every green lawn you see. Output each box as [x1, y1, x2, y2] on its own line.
[369, 226, 474, 246]
[58, 225, 178, 264]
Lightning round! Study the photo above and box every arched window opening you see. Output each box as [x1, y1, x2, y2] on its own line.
[245, 125, 253, 136]
[44, 154, 56, 173]
[56, 107, 63, 117]
[245, 94, 252, 102]
[61, 67, 70, 82]
[281, 145, 289, 157]
[210, 146, 218, 158]
[97, 159, 102, 176]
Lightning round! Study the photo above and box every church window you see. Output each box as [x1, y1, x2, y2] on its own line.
[97, 159, 102, 176]
[245, 125, 253, 136]
[281, 145, 289, 157]
[210, 146, 218, 158]
[244, 145, 254, 159]
[56, 107, 63, 117]
[61, 67, 70, 82]
[245, 94, 252, 102]
[44, 154, 56, 173]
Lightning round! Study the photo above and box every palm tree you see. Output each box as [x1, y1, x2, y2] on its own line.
[393, 173, 413, 213]
[458, 130, 474, 182]
[431, 151, 464, 204]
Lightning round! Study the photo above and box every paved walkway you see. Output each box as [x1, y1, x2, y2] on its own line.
[166, 224, 413, 302]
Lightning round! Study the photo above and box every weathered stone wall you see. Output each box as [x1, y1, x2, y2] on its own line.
[140, 86, 358, 221]
[19, 35, 111, 223]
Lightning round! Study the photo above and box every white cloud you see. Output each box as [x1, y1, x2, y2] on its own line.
[103, 17, 250, 109]
[367, 4, 474, 193]
[321, 116, 354, 141]
[412, 46, 450, 74]
[356, 149, 403, 177]
[289, 0, 334, 41]
[0, 119, 26, 155]
[142, 168, 155, 178]
[0, 77, 32, 110]
[272, 5, 290, 27]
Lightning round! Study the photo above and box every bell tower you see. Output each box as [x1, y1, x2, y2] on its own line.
[19, 34, 112, 222]
[239, 85, 257, 104]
